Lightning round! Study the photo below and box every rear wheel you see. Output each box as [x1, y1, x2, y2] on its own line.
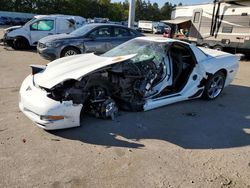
[202, 71, 226, 100]
[12, 36, 29, 50]
[213, 45, 223, 51]
[61, 47, 80, 57]
[202, 43, 210, 48]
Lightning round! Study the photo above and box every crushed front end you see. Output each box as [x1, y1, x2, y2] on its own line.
[19, 68, 83, 130]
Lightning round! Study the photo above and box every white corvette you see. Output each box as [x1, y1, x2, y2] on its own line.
[19, 37, 239, 130]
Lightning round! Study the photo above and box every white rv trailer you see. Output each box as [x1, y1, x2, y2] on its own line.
[162, 0, 250, 54]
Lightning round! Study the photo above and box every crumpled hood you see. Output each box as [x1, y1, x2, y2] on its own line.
[34, 53, 136, 89]
[4, 25, 22, 32]
[39, 33, 79, 43]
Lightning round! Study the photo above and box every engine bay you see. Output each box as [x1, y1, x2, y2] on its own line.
[47, 57, 164, 118]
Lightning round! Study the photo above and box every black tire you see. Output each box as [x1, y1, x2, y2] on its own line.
[61, 47, 80, 57]
[213, 45, 223, 51]
[202, 71, 226, 100]
[202, 43, 210, 48]
[12, 36, 29, 50]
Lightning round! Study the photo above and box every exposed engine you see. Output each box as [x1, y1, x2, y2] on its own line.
[108, 58, 162, 110]
[47, 58, 162, 117]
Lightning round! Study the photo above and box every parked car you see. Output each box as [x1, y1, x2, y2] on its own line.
[0, 16, 11, 25]
[12, 17, 23, 25]
[153, 25, 170, 34]
[19, 37, 239, 130]
[37, 23, 143, 61]
[2, 15, 86, 50]
[0, 17, 5, 25]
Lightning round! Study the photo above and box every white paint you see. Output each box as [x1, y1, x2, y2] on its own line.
[19, 37, 239, 130]
[5, 15, 86, 46]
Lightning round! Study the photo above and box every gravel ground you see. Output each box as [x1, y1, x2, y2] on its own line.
[0, 27, 250, 188]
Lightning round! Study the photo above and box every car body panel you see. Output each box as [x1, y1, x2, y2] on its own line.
[19, 75, 83, 130]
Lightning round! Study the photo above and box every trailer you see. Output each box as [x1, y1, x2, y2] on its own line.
[162, 0, 250, 54]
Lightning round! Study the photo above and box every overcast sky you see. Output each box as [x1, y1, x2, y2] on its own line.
[111, 0, 213, 7]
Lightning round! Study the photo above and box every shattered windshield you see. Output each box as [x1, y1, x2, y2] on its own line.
[102, 38, 167, 63]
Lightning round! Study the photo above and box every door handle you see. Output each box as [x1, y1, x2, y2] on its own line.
[48, 33, 53, 35]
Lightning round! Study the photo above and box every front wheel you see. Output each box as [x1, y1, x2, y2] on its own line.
[202, 43, 210, 48]
[12, 37, 29, 50]
[202, 71, 226, 100]
[213, 45, 223, 51]
[61, 47, 80, 57]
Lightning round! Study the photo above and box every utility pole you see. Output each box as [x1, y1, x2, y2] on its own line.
[128, 0, 136, 28]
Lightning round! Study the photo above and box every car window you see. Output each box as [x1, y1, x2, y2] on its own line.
[113, 27, 130, 37]
[170, 43, 196, 65]
[31, 20, 54, 31]
[89, 27, 111, 38]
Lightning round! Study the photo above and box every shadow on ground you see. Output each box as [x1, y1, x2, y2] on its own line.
[1, 45, 37, 52]
[49, 85, 250, 149]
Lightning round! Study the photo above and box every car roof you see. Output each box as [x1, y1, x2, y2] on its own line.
[34, 14, 78, 19]
[86, 23, 131, 28]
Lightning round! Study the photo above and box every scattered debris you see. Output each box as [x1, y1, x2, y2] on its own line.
[218, 175, 232, 187]
[0, 128, 7, 132]
[128, 149, 132, 152]
[22, 138, 26, 143]
[183, 112, 197, 117]
[51, 138, 60, 141]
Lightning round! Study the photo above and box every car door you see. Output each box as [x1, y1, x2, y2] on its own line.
[110, 26, 134, 48]
[84, 26, 112, 54]
[29, 19, 55, 45]
[169, 42, 206, 96]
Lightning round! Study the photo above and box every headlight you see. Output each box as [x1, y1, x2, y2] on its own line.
[45, 41, 62, 48]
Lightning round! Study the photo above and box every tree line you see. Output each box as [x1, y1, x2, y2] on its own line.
[1, 0, 182, 21]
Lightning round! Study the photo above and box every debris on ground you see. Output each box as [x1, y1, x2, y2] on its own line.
[51, 138, 60, 141]
[0, 128, 7, 132]
[183, 112, 197, 117]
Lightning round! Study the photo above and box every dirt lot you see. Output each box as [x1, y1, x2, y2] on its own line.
[0, 29, 250, 188]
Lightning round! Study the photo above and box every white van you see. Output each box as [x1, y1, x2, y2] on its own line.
[3, 14, 86, 49]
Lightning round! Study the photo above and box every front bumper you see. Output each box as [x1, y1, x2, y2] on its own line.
[1, 33, 14, 47]
[37, 45, 58, 61]
[19, 75, 83, 130]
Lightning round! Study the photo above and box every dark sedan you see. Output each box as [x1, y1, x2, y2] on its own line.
[37, 23, 144, 61]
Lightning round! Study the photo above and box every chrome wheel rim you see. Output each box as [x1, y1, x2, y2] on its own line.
[65, 50, 77, 56]
[208, 75, 224, 98]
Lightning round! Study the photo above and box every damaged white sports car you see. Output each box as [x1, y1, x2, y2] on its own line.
[19, 37, 239, 130]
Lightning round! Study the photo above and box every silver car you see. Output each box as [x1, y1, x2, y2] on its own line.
[37, 23, 143, 61]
